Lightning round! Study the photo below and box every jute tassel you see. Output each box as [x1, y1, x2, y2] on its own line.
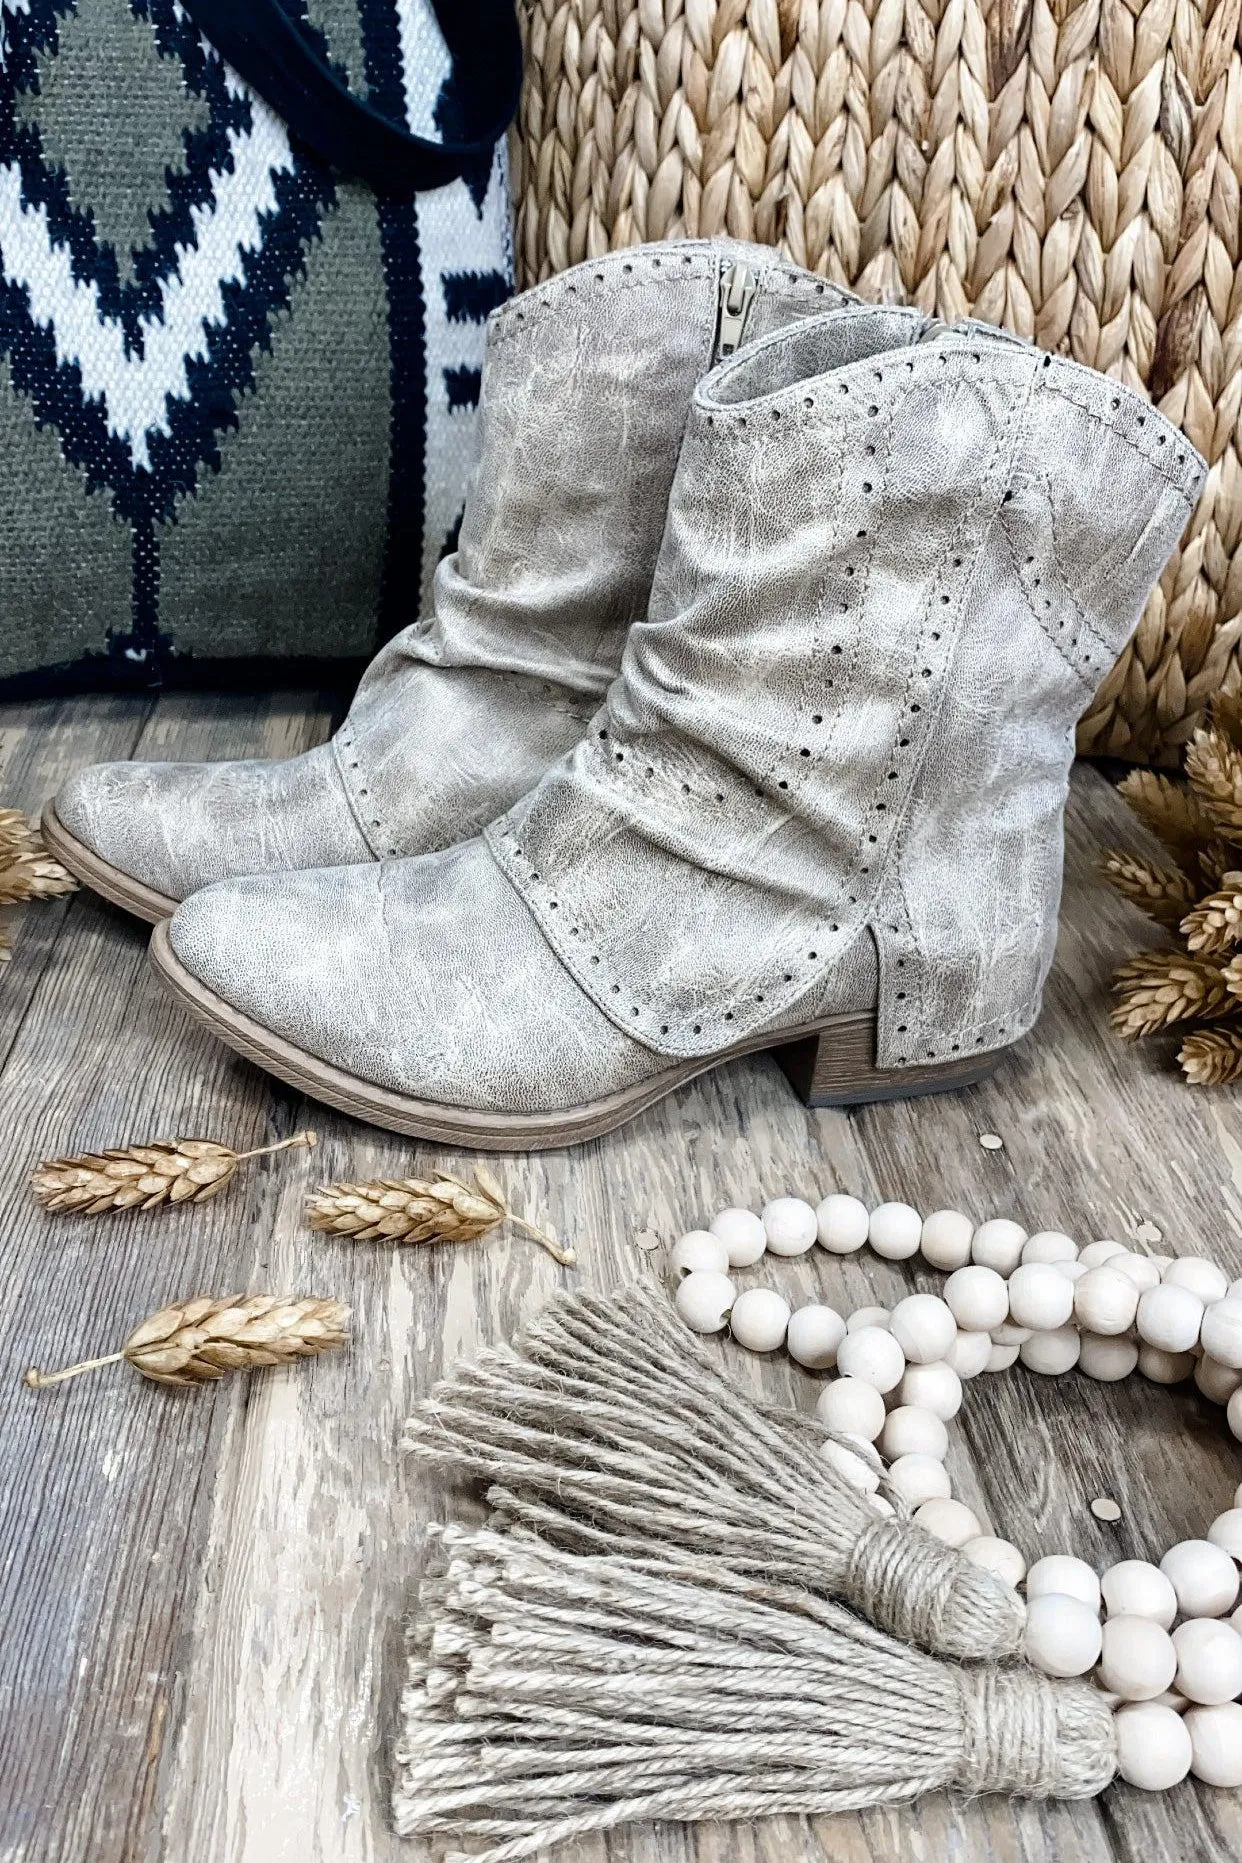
[392, 1526, 1116, 1861]
[404, 1282, 1024, 1661]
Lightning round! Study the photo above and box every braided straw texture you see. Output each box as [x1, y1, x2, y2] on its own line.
[510, 0, 1242, 765]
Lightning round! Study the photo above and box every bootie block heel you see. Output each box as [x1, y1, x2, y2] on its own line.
[773, 1020, 1008, 1109]
[153, 305, 1206, 1151]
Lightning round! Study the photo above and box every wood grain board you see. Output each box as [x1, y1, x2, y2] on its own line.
[0, 690, 1239, 1863]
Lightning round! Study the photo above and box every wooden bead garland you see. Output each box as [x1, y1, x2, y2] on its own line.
[673, 1196, 1242, 1795]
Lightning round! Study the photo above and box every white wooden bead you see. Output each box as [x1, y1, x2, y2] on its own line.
[669, 1231, 731, 1279]
[989, 1322, 1032, 1347]
[815, 1194, 869, 1254]
[709, 1207, 766, 1267]
[984, 1341, 1020, 1372]
[1114, 1703, 1193, 1790]
[1138, 1343, 1196, 1385]
[888, 1453, 953, 1507]
[1236, 1480, 1242, 1507]
[1073, 1267, 1139, 1336]
[1230, 1385, 1242, 1442]
[1234, 1604, 1242, 1633]
[868, 1492, 896, 1518]
[970, 1218, 1027, 1275]
[1186, 1703, 1242, 1786]
[786, 1303, 847, 1371]
[1195, 1355, 1242, 1405]
[1208, 1509, 1242, 1561]
[1110, 1251, 1163, 1293]
[880, 1406, 949, 1462]
[847, 1305, 891, 1332]
[1079, 1239, 1128, 1268]
[1161, 1541, 1241, 1618]
[1102, 1561, 1178, 1629]
[1026, 1556, 1101, 1610]
[1151, 1690, 1189, 1713]
[1078, 1333, 1140, 1382]
[962, 1535, 1027, 1588]
[816, 1377, 886, 1442]
[1200, 1297, 1242, 1370]
[868, 1201, 923, 1260]
[919, 1209, 974, 1271]
[1163, 1256, 1229, 1304]
[760, 1196, 818, 1256]
[1173, 1618, 1242, 1704]
[899, 1361, 963, 1420]
[1023, 1594, 1103, 1677]
[889, 1294, 957, 1365]
[728, 1287, 791, 1353]
[1008, 1262, 1076, 1331]
[820, 1436, 881, 1494]
[1054, 1259, 1088, 1283]
[836, 1326, 906, 1394]
[674, 1271, 736, 1333]
[913, 1497, 982, 1547]
[1020, 1327, 1082, 1375]
[944, 1265, 1009, 1332]
[1021, 1230, 1079, 1266]
[1137, 1283, 1205, 1353]
[1099, 1616, 1178, 1701]
[945, 1329, 993, 1380]
[1231, 1277, 1242, 1300]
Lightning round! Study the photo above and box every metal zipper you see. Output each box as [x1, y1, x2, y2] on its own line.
[714, 259, 758, 360]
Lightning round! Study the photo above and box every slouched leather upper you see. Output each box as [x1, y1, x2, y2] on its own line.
[57, 240, 844, 903]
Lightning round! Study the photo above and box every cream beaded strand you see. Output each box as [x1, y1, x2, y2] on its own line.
[672, 1197, 1242, 1793]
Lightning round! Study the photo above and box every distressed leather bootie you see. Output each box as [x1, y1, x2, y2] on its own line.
[149, 305, 1204, 1147]
[46, 240, 843, 921]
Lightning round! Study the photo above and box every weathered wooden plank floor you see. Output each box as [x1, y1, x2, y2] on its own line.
[0, 690, 1239, 1863]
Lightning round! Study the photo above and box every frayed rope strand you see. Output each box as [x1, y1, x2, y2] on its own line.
[403, 1281, 1023, 1660]
[391, 1527, 1116, 1863]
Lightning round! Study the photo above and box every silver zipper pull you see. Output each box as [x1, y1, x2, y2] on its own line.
[715, 259, 758, 359]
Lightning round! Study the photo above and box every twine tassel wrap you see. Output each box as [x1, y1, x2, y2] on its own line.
[403, 1282, 1024, 1660]
[392, 1528, 1117, 1861]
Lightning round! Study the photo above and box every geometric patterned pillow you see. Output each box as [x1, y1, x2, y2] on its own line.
[0, 0, 512, 692]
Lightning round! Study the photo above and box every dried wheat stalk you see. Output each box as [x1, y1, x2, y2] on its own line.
[0, 808, 76, 899]
[1110, 952, 1234, 1040]
[1180, 1028, 1242, 1088]
[307, 1162, 574, 1264]
[0, 852, 77, 905]
[1184, 729, 1242, 843]
[31, 1129, 317, 1214]
[1103, 695, 1242, 1080]
[1115, 770, 1221, 877]
[1098, 851, 1198, 930]
[25, 1293, 350, 1389]
[1182, 875, 1242, 954]
[0, 810, 76, 962]
[0, 807, 37, 862]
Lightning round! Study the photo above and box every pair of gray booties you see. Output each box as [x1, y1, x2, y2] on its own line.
[46, 239, 1206, 1149]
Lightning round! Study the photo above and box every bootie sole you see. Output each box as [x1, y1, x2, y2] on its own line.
[149, 921, 1007, 1149]
[41, 801, 178, 925]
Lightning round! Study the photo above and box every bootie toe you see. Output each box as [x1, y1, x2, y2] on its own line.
[158, 840, 664, 1134]
[48, 743, 370, 920]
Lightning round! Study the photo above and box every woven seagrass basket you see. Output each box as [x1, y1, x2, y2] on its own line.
[510, 0, 1242, 765]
